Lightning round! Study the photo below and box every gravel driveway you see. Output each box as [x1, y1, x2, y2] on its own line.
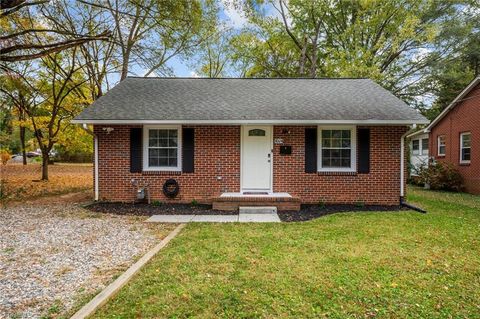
[0, 196, 176, 318]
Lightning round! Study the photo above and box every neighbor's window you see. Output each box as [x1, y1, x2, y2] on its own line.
[438, 135, 446, 156]
[421, 139, 429, 155]
[460, 132, 471, 163]
[319, 126, 356, 171]
[143, 126, 181, 171]
[412, 139, 420, 155]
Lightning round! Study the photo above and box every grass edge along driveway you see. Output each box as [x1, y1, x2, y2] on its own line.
[92, 187, 480, 318]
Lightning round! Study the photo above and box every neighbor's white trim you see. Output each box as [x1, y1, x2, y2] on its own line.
[426, 77, 480, 132]
[240, 125, 273, 193]
[406, 129, 428, 139]
[437, 135, 446, 156]
[460, 132, 471, 164]
[142, 125, 182, 172]
[72, 119, 429, 125]
[317, 125, 357, 172]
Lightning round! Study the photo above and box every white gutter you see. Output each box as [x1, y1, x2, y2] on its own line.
[72, 119, 430, 125]
[400, 125, 418, 198]
[80, 124, 99, 201]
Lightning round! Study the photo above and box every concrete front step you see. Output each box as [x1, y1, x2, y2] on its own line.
[212, 196, 301, 211]
[239, 206, 277, 214]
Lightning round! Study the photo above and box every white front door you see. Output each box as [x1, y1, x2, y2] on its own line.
[241, 126, 272, 192]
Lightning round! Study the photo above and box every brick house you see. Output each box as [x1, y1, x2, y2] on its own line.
[73, 78, 427, 210]
[425, 77, 480, 194]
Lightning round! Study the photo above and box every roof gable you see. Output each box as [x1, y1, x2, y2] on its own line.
[426, 77, 480, 132]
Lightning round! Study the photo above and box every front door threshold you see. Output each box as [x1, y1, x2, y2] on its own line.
[242, 191, 269, 195]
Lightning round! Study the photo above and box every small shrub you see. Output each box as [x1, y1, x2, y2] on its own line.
[190, 199, 198, 206]
[152, 200, 163, 207]
[0, 150, 11, 165]
[419, 162, 463, 191]
[317, 200, 326, 209]
[355, 200, 365, 208]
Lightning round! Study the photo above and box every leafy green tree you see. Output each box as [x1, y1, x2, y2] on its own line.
[0, 62, 38, 164]
[17, 49, 92, 180]
[225, 0, 471, 102]
[419, 7, 480, 119]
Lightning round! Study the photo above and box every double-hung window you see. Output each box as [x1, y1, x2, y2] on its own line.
[421, 139, 429, 155]
[143, 126, 182, 171]
[460, 132, 471, 164]
[412, 139, 420, 155]
[438, 135, 446, 156]
[318, 126, 356, 172]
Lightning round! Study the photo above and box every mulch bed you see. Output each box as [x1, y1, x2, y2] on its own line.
[86, 202, 237, 216]
[86, 202, 407, 222]
[278, 204, 407, 222]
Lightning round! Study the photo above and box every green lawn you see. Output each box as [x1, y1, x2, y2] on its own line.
[92, 187, 480, 318]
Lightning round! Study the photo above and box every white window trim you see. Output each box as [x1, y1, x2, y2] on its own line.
[460, 132, 471, 164]
[411, 139, 420, 155]
[437, 135, 446, 156]
[318, 125, 357, 172]
[143, 125, 182, 171]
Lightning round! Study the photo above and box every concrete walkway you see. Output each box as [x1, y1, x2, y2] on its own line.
[146, 213, 281, 223]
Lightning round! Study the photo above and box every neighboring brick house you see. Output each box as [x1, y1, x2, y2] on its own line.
[73, 78, 427, 210]
[425, 77, 480, 194]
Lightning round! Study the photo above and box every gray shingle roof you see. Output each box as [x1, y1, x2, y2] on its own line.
[73, 77, 427, 124]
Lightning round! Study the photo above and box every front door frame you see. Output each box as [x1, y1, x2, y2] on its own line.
[240, 125, 274, 193]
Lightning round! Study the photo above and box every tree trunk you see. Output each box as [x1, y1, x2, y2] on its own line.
[41, 152, 49, 181]
[19, 125, 27, 165]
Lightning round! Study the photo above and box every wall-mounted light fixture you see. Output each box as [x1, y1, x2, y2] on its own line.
[102, 127, 114, 134]
[282, 128, 291, 134]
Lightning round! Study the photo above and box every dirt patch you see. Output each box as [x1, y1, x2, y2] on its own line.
[86, 202, 237, 216]
[6, 190, 93, 208]
[1, 164, 92, 203]
[278, 204, 406, 222]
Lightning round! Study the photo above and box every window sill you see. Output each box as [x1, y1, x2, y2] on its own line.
[317, 171, 357, 176]
[459, 162, 471, 166]
[142, 170, 182, 176]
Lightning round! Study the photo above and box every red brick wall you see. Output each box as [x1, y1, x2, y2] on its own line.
[94, 125, 407, 205]
[272, 126, 407, 205]
[94, 125, 240, 202]
[429, 84, 480, 194]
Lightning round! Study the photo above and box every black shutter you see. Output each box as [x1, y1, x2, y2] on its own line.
[305, 128, 317, 173]
[130, 128, 142, 173]
[182, 127, 194, 173]
[357, 128, 370, 173]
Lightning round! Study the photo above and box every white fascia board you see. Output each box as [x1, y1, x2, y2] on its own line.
[72, 119, 430, 125]
[406, 129, 429, 139]
[425, 77, 480, 132]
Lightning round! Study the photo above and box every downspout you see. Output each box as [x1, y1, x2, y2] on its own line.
[400, 124, 417, 199]
[80, 124, 99, 201]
